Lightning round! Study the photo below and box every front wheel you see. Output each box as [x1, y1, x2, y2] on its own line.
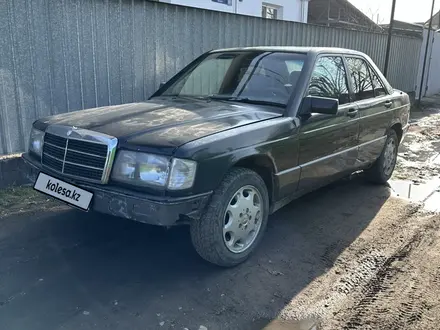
[190, 168, 269, 267]
[365, 130, 399, 184]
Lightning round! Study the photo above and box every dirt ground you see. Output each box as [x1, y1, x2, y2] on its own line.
[1, 105, 440, 330]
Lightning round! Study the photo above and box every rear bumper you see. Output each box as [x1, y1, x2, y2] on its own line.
[22, 153, 211, 226]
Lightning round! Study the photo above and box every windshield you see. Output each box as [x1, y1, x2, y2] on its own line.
[157, 51, 306, 107]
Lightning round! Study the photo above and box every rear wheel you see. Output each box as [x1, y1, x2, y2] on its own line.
[365, 130, 399, 184]
[190, 168, 269, 267]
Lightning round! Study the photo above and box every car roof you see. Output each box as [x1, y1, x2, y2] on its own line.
[210, 46, 367, 56]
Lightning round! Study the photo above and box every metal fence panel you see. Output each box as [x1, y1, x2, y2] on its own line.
[0, 0, 422, 155]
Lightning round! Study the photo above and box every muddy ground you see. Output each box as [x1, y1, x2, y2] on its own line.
[393, 102, 440, 183]
[1, 105, 440, 330]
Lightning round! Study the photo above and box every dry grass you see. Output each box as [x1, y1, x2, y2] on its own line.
[0, 186, 60, 217]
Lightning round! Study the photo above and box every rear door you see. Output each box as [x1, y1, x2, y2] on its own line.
[345, 56, 393, 165]
[297, 55, 360, 191]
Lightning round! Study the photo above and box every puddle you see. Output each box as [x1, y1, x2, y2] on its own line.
[393, 113, 440, 183]
[389, 178, 440, 201]
[423, 190, 440, 212]
[389, 179, 440, 212]
[390, 109, 440, 212]
[250, 318, 319, 330]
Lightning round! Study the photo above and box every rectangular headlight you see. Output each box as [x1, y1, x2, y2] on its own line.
[111, 151, 170, 187]
[111, 151, 197, 190]
[28, 127, 45, 157]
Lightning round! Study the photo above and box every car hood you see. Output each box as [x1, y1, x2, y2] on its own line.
[37, 98, 282, 154]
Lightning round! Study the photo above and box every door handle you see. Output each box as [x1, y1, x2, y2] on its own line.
[384, 100, 393, 108]
[347, 108, 358, 118]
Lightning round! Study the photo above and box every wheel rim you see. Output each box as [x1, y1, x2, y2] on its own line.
[383, 138, 397, 176]
[223, 185, 264, 254]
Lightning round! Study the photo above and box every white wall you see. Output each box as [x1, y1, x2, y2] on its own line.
[162, 0, 235, 14]
[426, 32, 440, 97]
[252, 0, 308, 22]
[416, 29, 440, 98]
[161, 0, 309, 23]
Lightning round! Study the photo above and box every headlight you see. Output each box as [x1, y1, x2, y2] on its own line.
[112, 151, 170, 187]
[28, 127, 44, 157]
[111, 151, 197, 190]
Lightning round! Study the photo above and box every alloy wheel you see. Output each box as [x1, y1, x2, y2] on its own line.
[223, 185, 264, 254]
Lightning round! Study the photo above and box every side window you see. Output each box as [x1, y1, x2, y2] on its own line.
[308, 56, 350, 105]
[370, 68, 388, 97]
[346, 57, 374, 101]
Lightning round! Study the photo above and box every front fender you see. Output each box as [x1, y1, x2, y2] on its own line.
[191, 144, 285, 196]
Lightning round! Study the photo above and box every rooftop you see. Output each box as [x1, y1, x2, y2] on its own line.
[211, 46, 367, 56]
[380, 20, 424, 38]
[425, 10, 440, 30]
[308, 0, 382, 32]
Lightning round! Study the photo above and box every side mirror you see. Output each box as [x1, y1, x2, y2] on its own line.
[302, 96, 339, 115]
[159, 82, 166, 89]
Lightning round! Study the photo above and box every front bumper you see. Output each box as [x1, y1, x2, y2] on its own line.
[22, 153, 211, 226]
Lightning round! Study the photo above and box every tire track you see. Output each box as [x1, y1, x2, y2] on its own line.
[335, 253, 387, 296]
[342, 232, 427, 330]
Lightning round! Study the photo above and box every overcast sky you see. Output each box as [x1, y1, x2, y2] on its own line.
[348, 0, 440, 24]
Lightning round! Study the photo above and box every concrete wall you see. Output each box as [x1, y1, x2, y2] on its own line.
[163, 0, 309, 22]
[0, 0, 422, 155]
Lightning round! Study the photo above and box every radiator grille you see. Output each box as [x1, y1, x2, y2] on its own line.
[42, 132, 109, 182]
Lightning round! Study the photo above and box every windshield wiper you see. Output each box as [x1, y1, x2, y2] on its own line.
[160, 95, 205, 100]
[208, 95, 285, 108]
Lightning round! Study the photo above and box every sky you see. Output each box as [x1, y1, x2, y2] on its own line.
[348, 0, 440, 24]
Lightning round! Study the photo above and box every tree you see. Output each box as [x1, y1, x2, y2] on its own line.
[366, 6, 385, 25]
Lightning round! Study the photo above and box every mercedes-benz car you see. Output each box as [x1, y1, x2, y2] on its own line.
[23, 47, 410, 267]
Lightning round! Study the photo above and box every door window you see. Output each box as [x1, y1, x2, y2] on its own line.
[346, 57, 375, 101]
[308, 56, 350, 105]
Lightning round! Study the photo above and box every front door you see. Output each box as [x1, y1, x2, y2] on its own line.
[297, 55, 360, 191]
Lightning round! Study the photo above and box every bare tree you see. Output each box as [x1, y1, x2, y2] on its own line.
[366, 5, 385, 25]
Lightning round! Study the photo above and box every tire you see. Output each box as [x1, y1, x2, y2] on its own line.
[190, 168, 270, 267]
[365, 129, 399, 184]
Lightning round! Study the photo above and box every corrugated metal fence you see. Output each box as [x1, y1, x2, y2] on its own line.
[0, 0, 422, 155]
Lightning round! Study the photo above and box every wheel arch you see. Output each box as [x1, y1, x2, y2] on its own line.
[233, 154, 277, 207]
[389, 122, 403, 143]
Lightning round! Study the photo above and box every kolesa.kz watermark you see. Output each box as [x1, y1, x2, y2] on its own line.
[45, 179, 81, 202]
[34, 173, 93, 211]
